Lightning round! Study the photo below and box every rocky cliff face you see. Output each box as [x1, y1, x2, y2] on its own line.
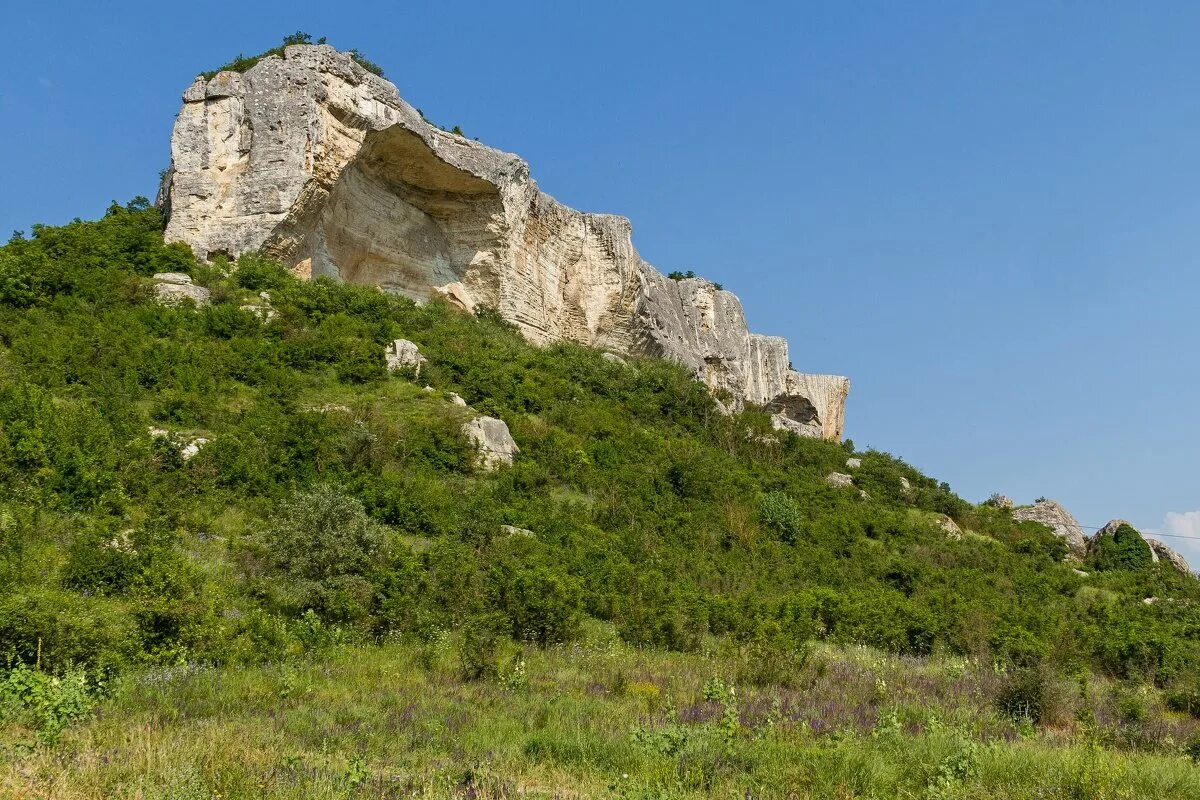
[161, 44, 849, 439]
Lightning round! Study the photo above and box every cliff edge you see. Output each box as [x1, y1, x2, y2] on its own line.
[161, 44, 849, 439]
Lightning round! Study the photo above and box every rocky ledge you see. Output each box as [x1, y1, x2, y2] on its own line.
[160, 44, 849, 439]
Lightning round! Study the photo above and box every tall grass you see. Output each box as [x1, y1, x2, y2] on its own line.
[4, 631, 1199, 799]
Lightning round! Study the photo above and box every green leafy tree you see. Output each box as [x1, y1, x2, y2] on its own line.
[1092, 523, 1153, 572]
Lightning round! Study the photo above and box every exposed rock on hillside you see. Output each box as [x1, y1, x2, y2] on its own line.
[1148, 539, 1192, 575]
[463, 416, 518, 471]
[152, 273, 210, 306]
[384, 339, 426, 376]
[935, 515, 963, 540]
[160, 44, 848, 439]
[1094, 519, 1134, 541]
[1012, 499, 1088, 557]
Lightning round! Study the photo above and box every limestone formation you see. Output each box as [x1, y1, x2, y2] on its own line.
[1011, 499, 1088, 557]
[180, 437, 210, 461]
[1148, 539, 1192, 575]
[448, 392, 468, 407]
[935, 515, 962, 540]
[149, 426, 210, 461]
[384, 339, 426, 376]
[240, 291, 277, 321]
[898, 476, 912, 496]
[463, 416, 518, 471]
[501, 525, 535, 538]
[160, 44, 849, 440]
[845, 458, 862, 469]
[1094, 519, 1134, 540]
[152, 273, 210, 306]
[825, 472, 854, 489]
[601, 352, 628, 367]
[990, 494, 1014, 510]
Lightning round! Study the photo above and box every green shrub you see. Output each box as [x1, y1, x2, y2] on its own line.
[266, 485, 391, 622]
[759, 491, 803, 543]
[0, 663, 97, 745]
[996, 667, 1051, 725]
[1091, 523, 1153, 572]
[459, 612, 510, 681]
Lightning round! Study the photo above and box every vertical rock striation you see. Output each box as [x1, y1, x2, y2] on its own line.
[161, 44, 849, 438]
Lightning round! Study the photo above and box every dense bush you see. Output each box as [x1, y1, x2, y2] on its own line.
[0, 202, 1198, 707]
[1091, 523, 1154, 572]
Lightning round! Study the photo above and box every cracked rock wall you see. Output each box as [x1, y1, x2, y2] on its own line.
[162, 44, 849, 439]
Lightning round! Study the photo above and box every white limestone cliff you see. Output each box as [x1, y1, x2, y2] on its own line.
[161, 44, 848, 439]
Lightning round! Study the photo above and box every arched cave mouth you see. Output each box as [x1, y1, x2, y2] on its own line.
[297, 125, 505, 299]
[765, 394, 820, 426]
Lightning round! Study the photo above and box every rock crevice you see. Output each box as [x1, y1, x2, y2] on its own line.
[162, 44, 849, 438]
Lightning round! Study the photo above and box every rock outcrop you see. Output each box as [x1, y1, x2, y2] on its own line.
[1148, 539, 1192, 575]
[463, 416, 518, 471]
[1011, 499, 1089, 557]
[384, 339, 426, 376]
[160, 44, 848, 439]
[989, 494, 1014, 510]
[825, 472, 854, 489]
[1091, 520, 1193, 575]
[935, 515, 962, 540]
[152, 273, 210, 306]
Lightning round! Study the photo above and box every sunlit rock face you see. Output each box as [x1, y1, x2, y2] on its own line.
[1012, 499, 1089, 558]
[162, 44, 849, 439]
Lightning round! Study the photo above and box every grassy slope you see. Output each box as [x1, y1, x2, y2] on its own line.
[1, 204, 1200, 796]
[6, 632, 1200, 798]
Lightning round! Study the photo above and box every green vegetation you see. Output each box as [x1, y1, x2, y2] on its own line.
[201, 32, 384, 80]
[415, 109, 468, 139]
[2, 202, 1200, 795]
[1092, 523, 1155, 573]
[666, 270, 722, 290]
[6, 636, 1200, 798]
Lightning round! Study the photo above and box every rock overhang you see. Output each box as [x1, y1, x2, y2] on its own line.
[161, 43, 850, 439]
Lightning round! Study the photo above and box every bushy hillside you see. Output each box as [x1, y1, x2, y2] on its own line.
[3, 204, 1200, 795]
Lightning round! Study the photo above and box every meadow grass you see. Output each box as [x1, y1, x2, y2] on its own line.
[3, 630, 1199, 799]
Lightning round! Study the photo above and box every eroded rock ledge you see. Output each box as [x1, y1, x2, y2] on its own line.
[161, 44, 849, 439]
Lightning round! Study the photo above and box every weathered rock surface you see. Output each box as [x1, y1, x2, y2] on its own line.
[161, 44, 848, 439]
[935, 515, 962, 540]
[240, 291, 277, 321]
[1094, 519, 1133, 540]
[152, 273, 210, 306]
[180, 437, 210, 461]
[463, 416, 518, 471]
[1148, 539, 1192, 575]
[1011, 499, 1089, 557]
[384, 339, 426, 376]
[845, 458, 862, 469]
[825, 472, 854, 489]
[990, 494, 1014, 510]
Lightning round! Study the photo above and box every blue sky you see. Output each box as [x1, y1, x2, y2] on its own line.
[2, 2, 1198, 561]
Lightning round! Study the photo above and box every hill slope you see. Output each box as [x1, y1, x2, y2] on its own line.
[2, 204, 1200, 796]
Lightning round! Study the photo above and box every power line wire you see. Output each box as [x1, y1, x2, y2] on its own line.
[1071, 523, 1199, 542]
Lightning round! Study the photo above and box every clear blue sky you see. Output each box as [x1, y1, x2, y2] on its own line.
[3, 2, 1198, 560]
